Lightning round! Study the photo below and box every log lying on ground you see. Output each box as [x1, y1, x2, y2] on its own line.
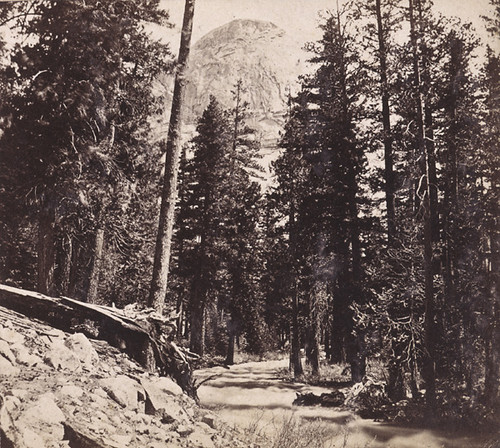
[0, 284, 198, 400]
[293, 391, 345, 407]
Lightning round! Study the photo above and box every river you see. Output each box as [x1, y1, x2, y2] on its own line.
[195, 359, 497, 448]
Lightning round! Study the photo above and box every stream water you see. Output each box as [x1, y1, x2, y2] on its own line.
[195, 359, 498, 448]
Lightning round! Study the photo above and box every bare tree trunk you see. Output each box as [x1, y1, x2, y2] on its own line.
[87, 226, 105, 304]
[225, 318, 236, 366]
[376, 0, 396, 244]
[409, 0, 436, 410]
[290, 286, 303, 377]
[37, 204, 56, 295]
[485, 198, 500, 404]
[57, 233, 72, 296]
[289, 204, 303, 378]
[68, 239, 79, 298]
[306, 285, 321, 377]
[149, 0, 196, 313]
[189, 286, 205, 356]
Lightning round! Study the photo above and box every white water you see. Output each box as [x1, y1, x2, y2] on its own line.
[195, 359, 497, 448]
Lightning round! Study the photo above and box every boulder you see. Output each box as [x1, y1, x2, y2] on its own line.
[141, 376, 183, 397]
[16, 393, 66, 447]
[103, 433, 133, 448]
[100, 375, 143, 410]
[0, 326, 25, 345]
[44, 340, 82, 372]
[201, 413, 217, 429]
[320, 391, 345, 407]
[142, 378, 190, 424]
[187, 429, 216, 448]
[10, 343, 42, 367]
[58, 384, 85, 399]
[0, 340, 16, 363]
[0, 355, 19, 376]
[64, 333, 99, 370]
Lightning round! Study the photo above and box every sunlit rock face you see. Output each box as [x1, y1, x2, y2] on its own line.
[186, 20, 304, 126]
[153, 19, 308, 183]
[187, 19, 307, 178]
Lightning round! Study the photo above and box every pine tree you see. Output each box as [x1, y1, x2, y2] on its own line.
[0, 0, 171, 301]
[149, 0, 196, 313]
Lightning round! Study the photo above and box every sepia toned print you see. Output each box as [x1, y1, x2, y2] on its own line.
[0, 1, 498, 446]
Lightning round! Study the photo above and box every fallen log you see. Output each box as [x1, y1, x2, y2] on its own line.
[0, 284, 198, 401]
[293, 391, 345, 407]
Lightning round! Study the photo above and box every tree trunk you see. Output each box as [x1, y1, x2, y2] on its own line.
[87, 226, 105, 304]
[485, 212, 500, 405]
[225, 318, 236, 366]
[330, 278, 346, 364]
[189, 280, 206, 356]
[423, 107, 440, 242]
[290, 287, 303, 377]
[56, 232, 72, 296]
[37, 204, 56, 295]
[149, 0, 196, 314]
[67, 239, 79, 298]
[350, 335, 366, 383]
[409, 0, 436, 410]
[306, 285, 321, 377]
[375, 0, 396, 245]
[0, 284, 198, 400]
[387, 349, 406, 401]
[288, 203, 303, 378]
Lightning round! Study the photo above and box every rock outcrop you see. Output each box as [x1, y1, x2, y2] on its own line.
[153, 19, 308, 184]
[0, 305, 248, 447]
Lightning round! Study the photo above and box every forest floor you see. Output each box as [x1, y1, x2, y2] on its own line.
[195, 359, 500, 448]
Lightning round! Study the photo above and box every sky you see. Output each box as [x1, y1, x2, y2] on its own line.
[160, 0, 498, 50]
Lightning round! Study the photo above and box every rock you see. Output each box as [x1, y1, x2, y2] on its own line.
[201, 414, 217, 429]
[0, 326, 25, 345]
[10, 343, 43, 367]
[187, 430, 216, 448]
[151, 376, 183, 396]
[0, 354, 19, 376]
[141, 377, 183, 396]
[17, 393, 66, 446]
[11, 389, 28, 400]
[142, 377, 190, 424]
[64, 333, 99, 369]
[293, 392, 322, 406]
[136, 423, 149, 434]
[176, 424, 193, 437]
[23, 393, 66, 425]
[88, 392, 110, 409]
[4, 396, 21, 412]
[100, 375, 143, 409]
[21, 427, 45, 448]
[44, 340, 82, 372]
[110, 414, 122, 427]
[103, 433, 133, 447]
[0, 340, 16, 363]
[195, 421, 216, 434]
[59, 385, 85, 398]
[148, 443, 171, 448]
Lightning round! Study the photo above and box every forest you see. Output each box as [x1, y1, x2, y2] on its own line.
[0, 0, 498, 429]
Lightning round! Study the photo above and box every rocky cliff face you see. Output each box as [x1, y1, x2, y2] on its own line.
[153, 19, 307, 175]
[185, 20, 305, 132]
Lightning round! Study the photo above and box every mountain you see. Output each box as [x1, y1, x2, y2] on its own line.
[153, 19, 308, 179]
